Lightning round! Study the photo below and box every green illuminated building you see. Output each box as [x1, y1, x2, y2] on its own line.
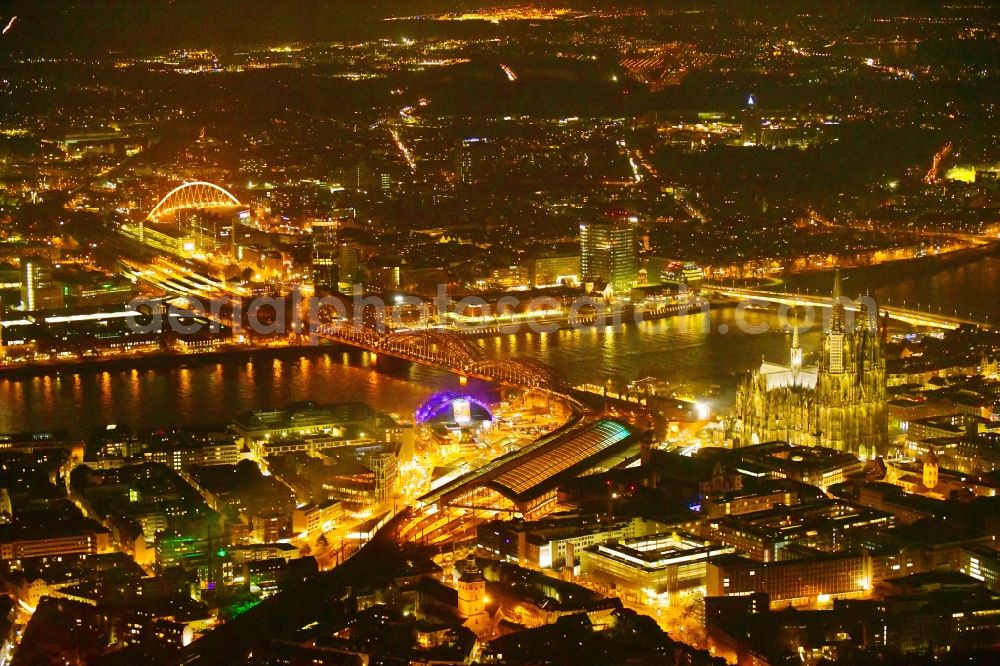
[580, 217, 638, 294]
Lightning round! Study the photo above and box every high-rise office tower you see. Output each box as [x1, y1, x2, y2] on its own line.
[311, 221, 339, 292]
[580, 215, 638, 294]
[338, 243, 362, 285]
[20, 256, 63, 312]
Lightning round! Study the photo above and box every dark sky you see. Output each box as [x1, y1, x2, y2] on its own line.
[0, 1, 496, 55]
[0, 1, 379, 53]
[0, 0, 966, 56]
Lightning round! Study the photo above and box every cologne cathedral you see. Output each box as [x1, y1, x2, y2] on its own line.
[734, 272, 889, 459]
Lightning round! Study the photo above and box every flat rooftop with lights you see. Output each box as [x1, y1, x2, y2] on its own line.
[580, 531, 735, 596]
[735, 441, 865, 489]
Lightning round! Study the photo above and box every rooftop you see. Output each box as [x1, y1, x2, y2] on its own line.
[588, 531, 733, 572]
[486, 418, 639, 503]
[739, 441, 862, 473]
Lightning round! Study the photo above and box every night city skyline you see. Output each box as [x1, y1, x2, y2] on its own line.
[0, 1, 999, 664]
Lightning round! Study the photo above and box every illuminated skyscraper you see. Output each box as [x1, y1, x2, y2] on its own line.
[311, 221, 339, 291]
[580, 216, 638, 294]
[338, 243, 362, 285]
[20, 256, 63, 312]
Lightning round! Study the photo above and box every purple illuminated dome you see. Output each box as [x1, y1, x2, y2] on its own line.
[416, 392, 493, 425]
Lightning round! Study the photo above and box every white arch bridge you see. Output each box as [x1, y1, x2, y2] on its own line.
[147, 181, 242, 221]
[314, 322, 566, 391]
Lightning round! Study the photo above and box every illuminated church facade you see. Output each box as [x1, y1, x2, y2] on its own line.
[734, 272, 889, 459]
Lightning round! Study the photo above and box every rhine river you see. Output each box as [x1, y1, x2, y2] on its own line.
[1, 249, 997, 439]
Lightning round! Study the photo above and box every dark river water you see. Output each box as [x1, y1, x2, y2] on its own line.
[1, 248, 997, 439]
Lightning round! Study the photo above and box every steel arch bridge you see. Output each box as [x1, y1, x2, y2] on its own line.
[315, 322, 566, 391]
[148, 181, 242, 221]
[381, 329, 487, 367]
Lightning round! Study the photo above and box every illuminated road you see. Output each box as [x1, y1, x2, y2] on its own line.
[389, 126, 417, 173]
[924, 142, 952, 185]
[806, 208, 996, 245]
[631, 148, 708, 223]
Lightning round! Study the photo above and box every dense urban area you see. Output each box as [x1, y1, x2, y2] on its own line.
[0, 1, 998, 664]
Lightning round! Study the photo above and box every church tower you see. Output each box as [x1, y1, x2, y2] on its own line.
[923, 451, 939, 489]
[826, 270, 846, 375]
[456, 554, 487, 618]
[0, 488, 12, 524]
[981, 352, 998, 380]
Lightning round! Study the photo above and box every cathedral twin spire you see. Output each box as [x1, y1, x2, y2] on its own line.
[736, 268, 888, 456]
[826, 269, 846, 374]
[830, 269, 846, 331]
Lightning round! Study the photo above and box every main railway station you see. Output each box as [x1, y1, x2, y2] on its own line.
[416, 417, 644, 521]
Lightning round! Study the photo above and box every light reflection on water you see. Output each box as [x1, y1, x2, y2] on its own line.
[0, 250, 995, 438]
[502, 307, 827, 390]
[0, 308, 810, 438]
[0, 352, 463, 438]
